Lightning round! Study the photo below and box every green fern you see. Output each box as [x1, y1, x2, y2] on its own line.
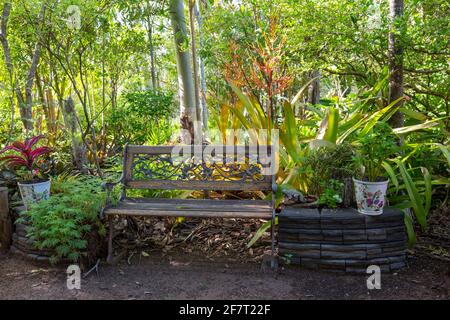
[20, 175, 105, 264]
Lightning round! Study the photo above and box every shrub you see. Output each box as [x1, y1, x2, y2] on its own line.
[17, 175, 106, 264]
[318, 179, 344, 209]
[107, 89, 177, 146]
[302, 143, 355, 197]
[353, 122, 400, 181]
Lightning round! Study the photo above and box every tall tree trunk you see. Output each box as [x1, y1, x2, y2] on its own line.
[22, 4, 45, 133]
[0, 3, 21, 133]
[35, 72, 48, 131]
[146, 16, 157, 89]
[388, 0, 405, 128]
[189, 0, 201, 125]
[169, 0, 198, 143]
[62, 97, 88, 173]
[194, 1, 208, 129]
[307, 70, 320, 105]
[0, 2, 45, 134]
[45, 88, 57, 140]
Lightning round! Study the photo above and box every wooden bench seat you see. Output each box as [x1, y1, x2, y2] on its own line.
[104, 198, 272, 218]
[101, 144, 277, 267]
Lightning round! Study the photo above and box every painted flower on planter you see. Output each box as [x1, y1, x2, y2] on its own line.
[355, 183, 387, 212]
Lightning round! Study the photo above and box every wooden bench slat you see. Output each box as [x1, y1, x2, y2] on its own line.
[110, 198, 271, 212]
[104, 198, 272, 218]
[105, 209, 272, 219]
[125, 198, 271, 206]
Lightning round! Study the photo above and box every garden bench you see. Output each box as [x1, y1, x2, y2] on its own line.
[101, 144, 277, 267]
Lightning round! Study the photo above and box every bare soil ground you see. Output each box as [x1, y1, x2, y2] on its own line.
[1, 207, 449, 300]
[0, 249, 448, 300]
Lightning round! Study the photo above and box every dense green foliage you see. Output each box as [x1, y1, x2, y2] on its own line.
[107, 89, 176, 145]
[318, 179, 345, 209]
[0, 0, 448, 250]
[17, 176, 106, 263]
[302, 143, 355, 196]
[353, 123, 400, 181]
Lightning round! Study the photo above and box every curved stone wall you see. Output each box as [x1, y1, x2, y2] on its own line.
[279, 207, 407, 273]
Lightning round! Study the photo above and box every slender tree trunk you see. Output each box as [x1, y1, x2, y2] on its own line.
[111, 80, 117, 110]
[308, 70, 320, 105]
[23, 4, 45, 133]
[388, 0, 405, 128]
[189, 0, 201, 125]
[0, 3, 21, 134]
[146, 15, 157, 89]
[46, 89, 57, 139]
[0, 3, 45, 134]
[8, 95, 14, 142]
[62, 97, 88, 173]
[101, 37, 106, 156]
[35, 72, 48, 131]
[194, 1, 208, 129]
[169, 0, 198, 143]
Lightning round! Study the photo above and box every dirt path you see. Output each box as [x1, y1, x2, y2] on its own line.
[0, 251, 448, 300]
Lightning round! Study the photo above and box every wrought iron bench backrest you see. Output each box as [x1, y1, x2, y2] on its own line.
[120, 145, 275, 191]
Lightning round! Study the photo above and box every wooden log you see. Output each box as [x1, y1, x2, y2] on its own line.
[0, 187, 12, 253]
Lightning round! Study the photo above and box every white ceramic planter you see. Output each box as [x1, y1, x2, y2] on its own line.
[353, 178, 389, 215]
[18, 180, 51, 210]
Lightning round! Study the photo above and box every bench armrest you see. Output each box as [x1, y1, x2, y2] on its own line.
[101, 181, 119, 191]
[100, 178, 123, 219]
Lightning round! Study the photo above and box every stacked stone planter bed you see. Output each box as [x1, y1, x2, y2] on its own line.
[11, 224, 52, 262]
[10, 206, 56, 263]
[279, 207, 407, 273]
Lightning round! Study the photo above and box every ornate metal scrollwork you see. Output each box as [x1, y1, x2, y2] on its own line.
[131, 153, 267, 182]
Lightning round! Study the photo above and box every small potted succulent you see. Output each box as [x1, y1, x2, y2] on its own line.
[352, 123, 399, 215]
[0, 135, 52, 210]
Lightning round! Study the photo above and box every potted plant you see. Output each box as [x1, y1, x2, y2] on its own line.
[352, 123, 399, 215]
[0, 135, 52, 210]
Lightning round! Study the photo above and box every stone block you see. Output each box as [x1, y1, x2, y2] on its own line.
[279, 242, 320, 250]
[280, 208, 320, 220]
[322, 229, 343, 241]
[366, 228, 387, 241]
[319, 259, 346, 271]
[345, 267, 367, 274]
[300, 258, 320, 269]
[321, 250, 366, 260]
[321, 243, 367, 252]
[366, 248, 383, 257]
[298, 229, 323, 241]
[388, 255, 406, 263]
[278, 233, 298, 242]
[343, 230, 367, 241]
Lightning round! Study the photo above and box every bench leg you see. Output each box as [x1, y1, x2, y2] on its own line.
[270, 211, 277, 270]
[107, 215, 114, 264]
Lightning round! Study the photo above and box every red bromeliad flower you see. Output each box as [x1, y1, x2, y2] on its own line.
[0, 135, 52, 177]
